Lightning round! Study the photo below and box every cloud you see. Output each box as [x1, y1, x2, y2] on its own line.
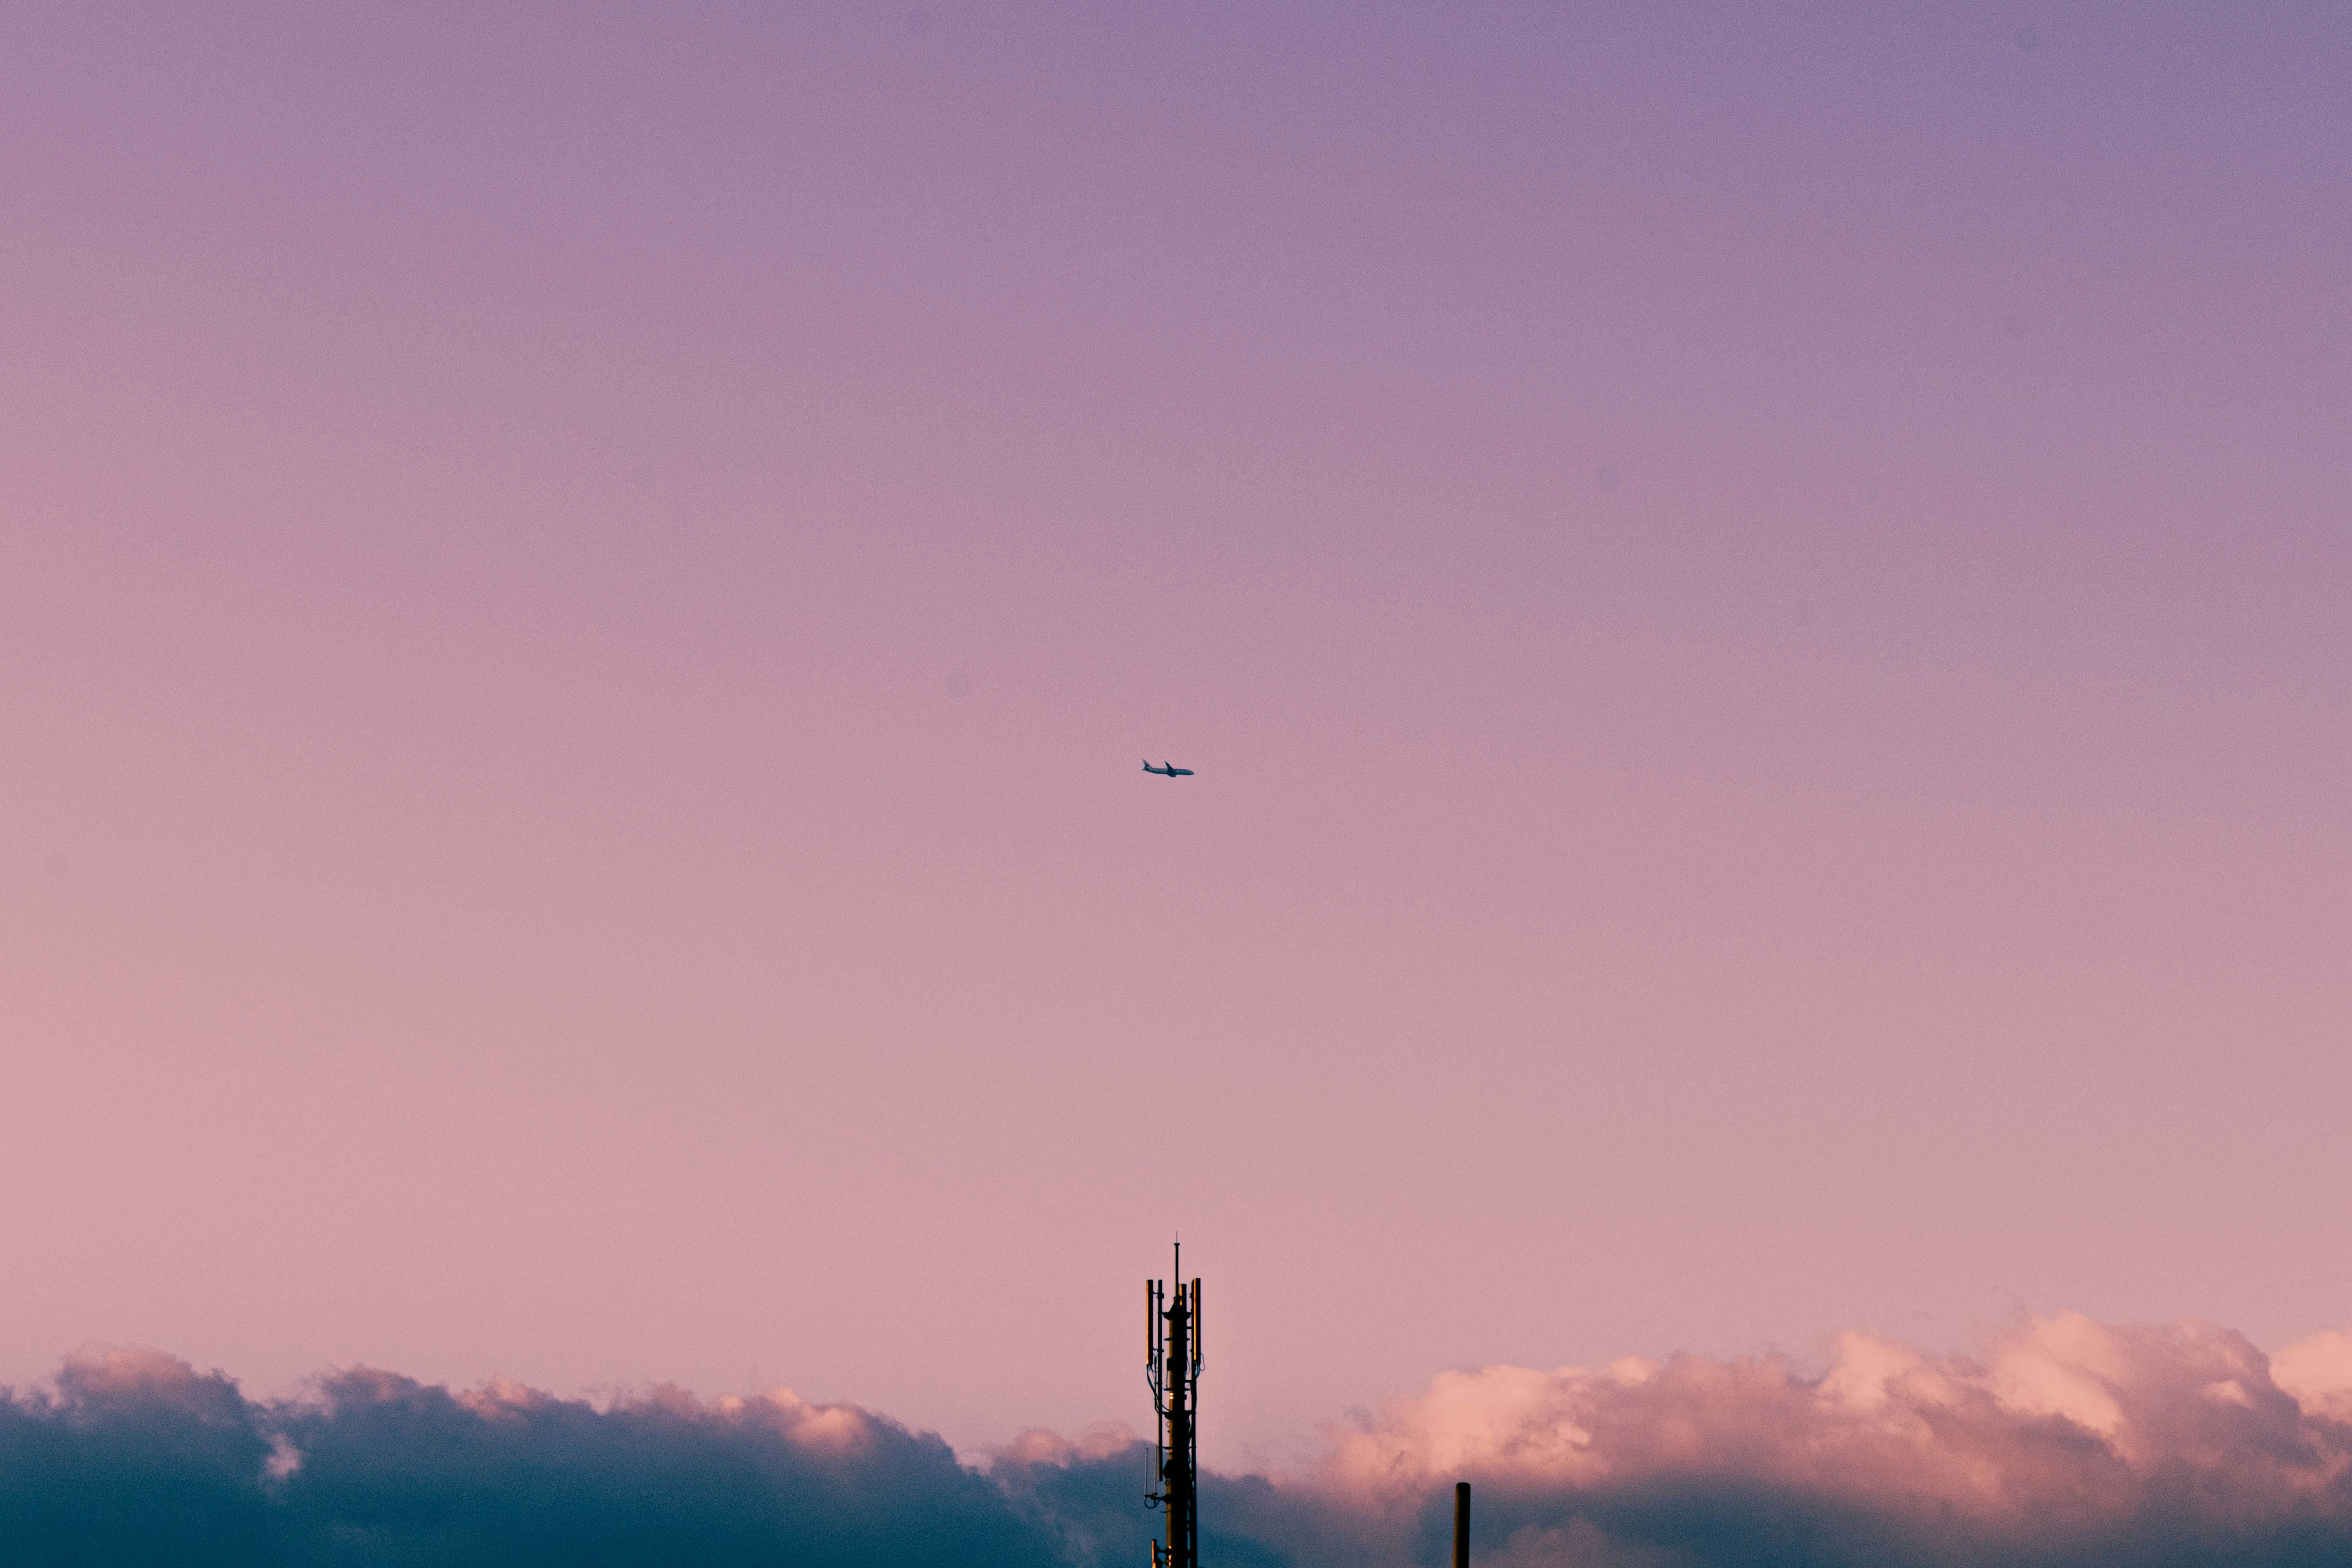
[1295, 1313, 2352, 1567]
[8, 1317, 2352, 1565]
[1, 1347, 1055, 1566]
[2272, 1331, 2352, 1422]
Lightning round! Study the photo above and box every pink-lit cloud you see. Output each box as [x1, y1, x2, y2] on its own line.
[1281, 1314, 2352, 1565]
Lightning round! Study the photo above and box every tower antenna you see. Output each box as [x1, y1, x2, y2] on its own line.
[1145, 1242, 1203, 1568]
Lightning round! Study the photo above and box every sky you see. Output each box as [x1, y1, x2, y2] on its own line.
[1, 0, 2348, 1491]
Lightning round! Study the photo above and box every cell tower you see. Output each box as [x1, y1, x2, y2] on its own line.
[1145, 1243, 1202, 1568]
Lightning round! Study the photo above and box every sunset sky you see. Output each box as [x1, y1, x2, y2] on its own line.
[2, 0, 2347, 1512]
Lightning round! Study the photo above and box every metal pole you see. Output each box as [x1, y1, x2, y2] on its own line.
[1453, 1482, 1471, 1568]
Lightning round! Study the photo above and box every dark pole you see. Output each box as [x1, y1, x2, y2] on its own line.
[1452, 1482, 1471, 1568]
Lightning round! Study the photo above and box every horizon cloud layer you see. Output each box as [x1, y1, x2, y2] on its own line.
[9, 1314, 2352, 1566]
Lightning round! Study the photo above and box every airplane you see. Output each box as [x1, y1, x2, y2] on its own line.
[1144, 759, 1195, 777]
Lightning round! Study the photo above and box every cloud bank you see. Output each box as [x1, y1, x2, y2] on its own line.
[8, 1316, 2352, 1565]
[0, 1347, 1045, 1566]
[1301, 1313, 2352, 1567]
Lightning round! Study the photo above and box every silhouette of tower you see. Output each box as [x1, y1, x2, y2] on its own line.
[1145, 1243, 1202, 1568]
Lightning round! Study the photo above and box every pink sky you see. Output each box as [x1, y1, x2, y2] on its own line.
[1, 2, 2346, 1466]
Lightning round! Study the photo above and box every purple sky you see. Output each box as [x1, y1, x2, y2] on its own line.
[2, 2, 2347, 1466]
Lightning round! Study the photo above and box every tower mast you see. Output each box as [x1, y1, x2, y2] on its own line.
[1145, 1243, 1202, 1568]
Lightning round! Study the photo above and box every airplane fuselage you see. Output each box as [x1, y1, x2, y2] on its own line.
[1144, 760, 1195, 777]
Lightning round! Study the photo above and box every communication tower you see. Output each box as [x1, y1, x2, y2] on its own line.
[1145, 1243, 1202, 1568]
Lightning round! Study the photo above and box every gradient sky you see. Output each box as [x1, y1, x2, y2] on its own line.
[1, 2, 2346, 1468]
